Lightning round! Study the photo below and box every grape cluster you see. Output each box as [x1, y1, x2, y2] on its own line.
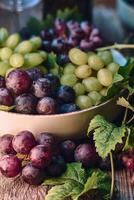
[40, 19, 103, 65]
[60, 48, 120, 110]
[0, 131, 100, 185]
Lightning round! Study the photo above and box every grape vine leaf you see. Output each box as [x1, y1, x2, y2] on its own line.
[87, 115, 126, 159]
[117, 97, 134, 111]
[43, 163, 111, 200]
[27, 17, 44, 35]
[124, 127, 134, 150]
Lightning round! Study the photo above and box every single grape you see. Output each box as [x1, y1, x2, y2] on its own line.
[97, 68, 113, 87]
[36, 132, 55, 150]
[98, 51, 113, 66]
[126, 158, 134, 171]
[30, 36, 42, 51]
[0, 134, 16, 154]
[69, 48, 88, 65]
[100, 88, 108, 96]
[26, 68, 42, 81]
[92, 36, 103, 47]
[0, 47, 12, 61]
[12, 130, 36, 154]
[6, 33, 21, 49]
[75, 144, 99, 167]
[0, 88, 14, 106]
[60, 74, 78, 87]
[0, 76, 5, 88]
[6, 69, 31, 95]
[73, 83, 86, 96]
[89, 28, 100, 39]
[22, 164, 46, 185]
[54, 18, 67, 36]
[41, 40, 52, 52]
[88, 91, 102, 105]
[0, 155, 21, 177]
[70, 28, 84, 40]
[37, 97, 57, 115]
[68, 36, 79, 47]
[55, 86, 75, 103]
[9, 53, 24, 68]
[59, 103, 80, 114]
[80, 39, 94, 52]
[15, 93, 37, 114]
[63, 63, 76, 74]
[107, 62, 120, 74]
[30, 145, 52, 168]
[80, 21, 91, 35]
[31, 78, 53, 98]
[44, 73, 60, 88]
[67, 20, 80, 30]
[47, 155, 66, 177]
[76, 95, 93, 110]
[82, 77, 102, 92]
[88, 55, 104, 71]
[60, 140, 76, 162]
[15, 41, 33, 54]
[75, 65, 92, 79]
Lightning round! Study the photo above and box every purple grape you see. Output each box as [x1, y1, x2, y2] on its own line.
[0, 76, 5, 88]
[41, 40, 52, 52]
[57, 54, 70, 66]
[89, 28, 100, 40]
[30, 145, 52, 168]
[36, 132, 55, 149]
[0, 155, 21, 177]
[80, 21, 91, 35]
[22, 164, 45, 185]
[44, 74, 60, 87]
[68, 36, 79, 47]
[15, 93, 37, 114]
[0, 88, 14, 106]
[0, 134, 16, 154]
[26, 68, 42, 81]
[31, 78, 53, 98]
[47, 155, 66, 177]
[70, 28, 85, 41]
[52, 38, 65, 53]
[6, 69, 31, 95]
[67, 20, 80, 30]
[36, 97, 57, 115]
[60, 140, 76, 162]
[80, 39, 94, 51]
[40, 29, 55, 40]
[92, 36, 103, 47]
[12, 131, 36, 154]
[126, 158, 134, 171]
[99, 157, 111, 171]
[56, 86, 75, 103]
[59, 103, 80, 114]
[74, 144, 99, 168]
[54, 18, 67, 36]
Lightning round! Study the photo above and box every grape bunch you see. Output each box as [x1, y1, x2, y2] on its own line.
[60, 48, 120, 110]
[40, 19, 103, 64]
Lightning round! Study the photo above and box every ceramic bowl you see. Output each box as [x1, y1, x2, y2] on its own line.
[0, 95, 123, 139]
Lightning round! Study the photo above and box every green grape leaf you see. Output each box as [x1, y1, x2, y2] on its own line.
[117, 97, 134, 111]
[0, 105, 15, 111]
[44, 163, 111, 200]
[27, 17, 44, 35]
[43, 14, 54, 29]
[124, 127, 134, 150]
[87, 115, 126, 159]
[111, 49, 127, 66]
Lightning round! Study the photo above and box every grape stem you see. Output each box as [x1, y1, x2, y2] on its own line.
[110, 152, 114, 199]
[97, 44, 134, 51]
[127, 115, 134, 125]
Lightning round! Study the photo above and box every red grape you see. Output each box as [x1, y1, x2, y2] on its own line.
[26, 68, 42, 81]
[60, 140, 76, 162]
[36, 132, 55, 149]
[0, 88, 14, 106]
[22, 164, 46, 185]
[12, 131, 36, 154]
[0, 134, 16, 154]
[30, 145, 52, 168]
[6, 69, 31, 95]
[0, 155, 21, 177]
[126, 158, 134, 171]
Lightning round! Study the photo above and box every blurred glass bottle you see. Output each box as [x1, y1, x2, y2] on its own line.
[43, 0, 93, 22]
[0, 0, 42, 32]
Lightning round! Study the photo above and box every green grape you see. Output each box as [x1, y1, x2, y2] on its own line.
[75, 65, 92, 79]
[98, 50, 113, 66]
[38, 51, 47, 60]
[88, 55, 104, 71]
[87, 51, 96, 57]
[100, 88, 108, 96]
[97, 68, 113, 87]
[24, 53, 43, 68]
[107, 62, 120, 74]
[9, 53, 24, 68]
[0, 47, 12, 60]
[73, 83, 86, 96]
[6, 33, 21, 49]
[0, 28, 9, 46]
[64, 63, 76, 74]
[38, 65, 48, 74]
[61, 74, 78, 87]
[76, 95, 93, 110]
[0, 62, 11, 76]
[69, 48, 88, 65]
[88, 91, 102, 105]
[15, 41, 33, 54]
[82, 77, 102, 92]
[30, 37, 42, 50]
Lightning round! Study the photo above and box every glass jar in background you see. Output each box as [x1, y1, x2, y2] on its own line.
[42, 0, 93, 22]
[0, 0, 42, 33]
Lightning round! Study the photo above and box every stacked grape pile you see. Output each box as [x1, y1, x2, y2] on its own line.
[61, 48, 119, 109]
[0, 131, 100, 185]
[40, 19, 103, 63]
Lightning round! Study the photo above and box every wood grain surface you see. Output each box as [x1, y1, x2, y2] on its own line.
[0, 170, 134, 200]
